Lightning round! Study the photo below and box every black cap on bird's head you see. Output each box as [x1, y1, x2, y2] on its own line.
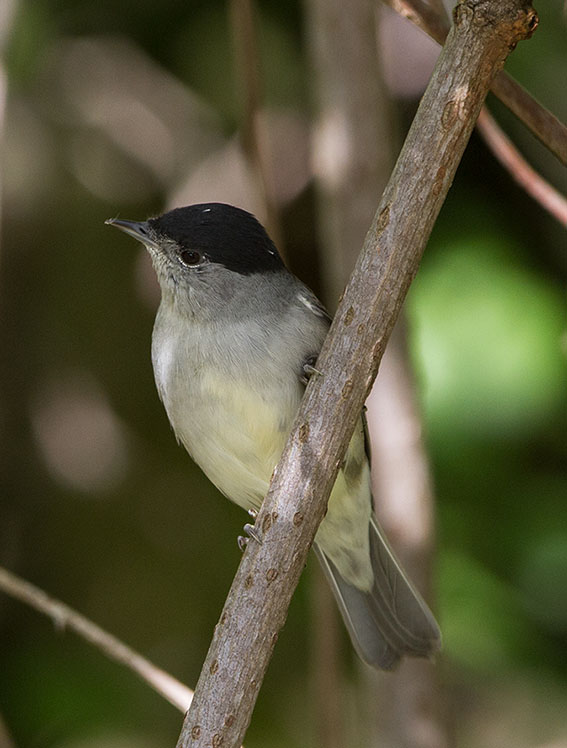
[106, 203, 284, 277]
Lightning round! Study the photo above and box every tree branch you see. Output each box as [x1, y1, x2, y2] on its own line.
[0, 566, 193, 713]
[476, 107, 567, 227]
[490, 72, 567, 166]
[176, 2, 537, 746]
[386, 0, 449, 44]
[382, 0, 567, 166]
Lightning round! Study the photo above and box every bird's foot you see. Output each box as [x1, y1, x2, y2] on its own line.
[237, 509, 263, 551]
[300, 355, 322, 385]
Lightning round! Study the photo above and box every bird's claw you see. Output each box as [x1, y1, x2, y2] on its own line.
[237, 510, 263, 551]
[300, 356, 322, 385]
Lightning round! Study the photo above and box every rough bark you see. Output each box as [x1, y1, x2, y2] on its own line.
[176, 3, 537, 746]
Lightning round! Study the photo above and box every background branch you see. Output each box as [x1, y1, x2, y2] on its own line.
[229, 0, 283, 249]
[306, 0, 396, 304]
[176, 2, 537, 746]
[386, 0, 449, 43]
[304, 0, 396, 743]
[476, 107, 567, 227]
[0, 0, 16, 271]
[382, 0, 567, 166]
[305, 0, 449, 745]
[0, 566, 193, 713]
[365, 324, 448, 748]
[490, 73, 567, 166]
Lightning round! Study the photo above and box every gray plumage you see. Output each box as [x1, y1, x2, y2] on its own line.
[107, 202, 441, 670]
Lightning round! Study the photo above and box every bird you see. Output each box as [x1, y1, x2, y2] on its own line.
[106, 202, 441, 670]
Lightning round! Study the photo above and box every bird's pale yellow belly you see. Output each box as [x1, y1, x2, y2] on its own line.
[161, 362, 374, 590]
[170, 370, 295, 511]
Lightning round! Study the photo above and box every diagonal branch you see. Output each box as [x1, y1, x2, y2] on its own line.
[175, 2, 537, 747]
[477, 107, 567, 227]
[0, 566, 193, 713]
[489, 73, 567, 166]
[387, 0, 567, 224]
[386, 0, 449, 43]
[383, 0, 567, 166]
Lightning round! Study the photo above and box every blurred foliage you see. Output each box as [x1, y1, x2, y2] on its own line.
[0, 0, 566, 747]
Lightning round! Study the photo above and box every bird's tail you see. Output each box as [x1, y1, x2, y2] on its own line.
[314, 514, 441, 670]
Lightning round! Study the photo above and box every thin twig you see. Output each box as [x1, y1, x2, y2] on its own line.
[386, 0, 447, 43]
[490, 73, 567, 166]
[0, 566, 193, 714]
[386, 0, 567, 211]
[176, 3, 537, 746]
[477, 108, 567, 227]
[382, 0, 567, 166]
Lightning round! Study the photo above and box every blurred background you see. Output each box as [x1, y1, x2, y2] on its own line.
[0, 0, 565, 746]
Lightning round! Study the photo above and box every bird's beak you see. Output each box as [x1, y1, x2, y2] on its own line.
[105, 218, 158, 249]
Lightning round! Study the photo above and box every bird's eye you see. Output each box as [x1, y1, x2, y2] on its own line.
[179, 249, 201, 266]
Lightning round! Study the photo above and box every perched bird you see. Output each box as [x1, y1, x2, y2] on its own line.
[106, 203, 441, 670]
